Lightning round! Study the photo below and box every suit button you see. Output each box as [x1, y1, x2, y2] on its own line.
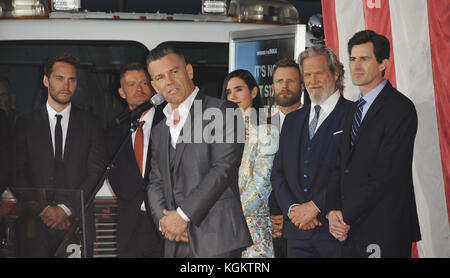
[341, 195, 345, 200]
[344, 169, 349, 174]
[304, 160, 309, 164]
[307, 147, 311, 151]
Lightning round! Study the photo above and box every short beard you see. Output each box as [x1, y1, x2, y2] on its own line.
[274, 90, 302, 107]
[49, 90, 72, 105]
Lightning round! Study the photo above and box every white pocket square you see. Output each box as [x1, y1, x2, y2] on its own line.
[333, 130, 344, 135]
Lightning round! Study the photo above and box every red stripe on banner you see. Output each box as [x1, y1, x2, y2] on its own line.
[321, 0, 340, 59]
[427, 0, 450, 233]
[361, 0, 397, 88]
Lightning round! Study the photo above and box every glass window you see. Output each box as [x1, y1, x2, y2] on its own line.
[0, 40, 228, 128]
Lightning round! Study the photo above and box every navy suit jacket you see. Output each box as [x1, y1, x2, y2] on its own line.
[271, 96, 353, 239]
[326, 81, 421, 257]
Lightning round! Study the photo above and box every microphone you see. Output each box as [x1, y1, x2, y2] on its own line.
[115, 93, 165, 125]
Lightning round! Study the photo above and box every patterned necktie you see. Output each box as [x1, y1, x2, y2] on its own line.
[351, 98, 366, 146]
[309, 105, 321, 140]
[55, 114, 63, 161]
[134, 120, 145, 174]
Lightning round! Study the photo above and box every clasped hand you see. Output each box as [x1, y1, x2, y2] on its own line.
[289, 201, 323, 230]
[160, 209, 189, 242]
[39, 206, 71, 230]
[327, 210, 350, 242]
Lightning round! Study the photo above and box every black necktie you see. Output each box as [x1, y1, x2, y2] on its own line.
[55, 114, 63, 161]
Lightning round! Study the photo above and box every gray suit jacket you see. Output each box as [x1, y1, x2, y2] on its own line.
[147, 91, 252, 257]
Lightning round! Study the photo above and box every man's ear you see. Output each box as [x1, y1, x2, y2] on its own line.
[186, 64, 194, 80]
[43, 75, 49, 88]
[118, 88, 126, 100]
[380, 58, 389, 73]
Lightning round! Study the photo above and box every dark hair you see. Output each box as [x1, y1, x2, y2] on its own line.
[221, 69, 263, 111]
[348, 30, 390, 76]
[273, 58, 301, 82]
[146, 42, 186, 70]
[44, 54, 80, 78]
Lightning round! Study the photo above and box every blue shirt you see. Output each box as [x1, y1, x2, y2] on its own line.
[360, 79, 387, 121]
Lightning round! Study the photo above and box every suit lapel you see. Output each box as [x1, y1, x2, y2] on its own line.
[347, 81, 391, 160]
[63, 106, 79, 164]
[37, 105, 55, 167]
[173, 91, 206, 174]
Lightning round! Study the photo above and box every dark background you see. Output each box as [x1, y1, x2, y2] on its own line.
[80, 0, 322, 24]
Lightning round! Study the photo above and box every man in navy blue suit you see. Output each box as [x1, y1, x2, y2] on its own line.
[326, 30, 420, 258]
[271, 45, 353, 258]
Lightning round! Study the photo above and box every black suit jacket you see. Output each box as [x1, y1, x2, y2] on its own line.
[147, 90, 252, 257]
[13, 104, 106, 256]
[326, 81, 421, 257]
[0, 109, 11, 187]
[272, 96, 353, 239]
[106, 106, 165, 257]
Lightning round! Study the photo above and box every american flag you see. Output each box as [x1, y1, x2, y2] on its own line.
[321, 0, 450, 257]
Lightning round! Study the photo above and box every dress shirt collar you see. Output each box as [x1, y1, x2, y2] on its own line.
[46, 101, 71, 120]
[163, 86, 199, 128]
[310, 90, 340, 116]
[360, 78, 387, 106]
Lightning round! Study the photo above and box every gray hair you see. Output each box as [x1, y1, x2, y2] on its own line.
[298, 45, 345, 92]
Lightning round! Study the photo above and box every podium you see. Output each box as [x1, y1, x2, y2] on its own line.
[0, 187, 87, 258]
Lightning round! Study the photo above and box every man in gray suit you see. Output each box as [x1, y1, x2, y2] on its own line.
[146, 43, 252, 258]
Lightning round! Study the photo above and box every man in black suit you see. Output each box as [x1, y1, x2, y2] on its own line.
[13, 54, 106, 257]
[268, 58, 304, 258]
[146, 43, 252, 258]
[271, 45, 353, 258]
[0, 109, 11, 187]
[326, 30, 421, 258]
[105, 63, 164, 257]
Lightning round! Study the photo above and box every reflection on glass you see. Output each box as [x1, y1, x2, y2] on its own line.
[228, 0, 300, 24]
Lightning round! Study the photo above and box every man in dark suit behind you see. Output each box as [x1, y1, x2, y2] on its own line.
[326, 30, 421, 258]
[268, 58, 304, 258]
[13, 54, 106, 257]
[146, 43, 252, 258]
[0, 109, 11, 187]
[271, 45, 353, 258]
[105, 63, 164, 257]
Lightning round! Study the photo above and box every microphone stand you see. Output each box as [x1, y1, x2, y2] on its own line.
[54, 119, 140, 258]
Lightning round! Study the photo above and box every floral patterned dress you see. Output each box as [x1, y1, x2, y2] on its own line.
[239, 123, 279, 258]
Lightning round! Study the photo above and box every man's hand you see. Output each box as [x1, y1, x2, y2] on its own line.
[39, 206, 70, 230]
[271, 215, 284, 238]
[327, 210, 350, 242]
[289, 201, 320, 229]
[300, 217, 323, 230]
[160, 209, 189, 242]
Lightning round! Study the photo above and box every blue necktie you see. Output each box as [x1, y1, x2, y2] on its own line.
[351, 98, 366, 146]
[309, 105, 321, 140]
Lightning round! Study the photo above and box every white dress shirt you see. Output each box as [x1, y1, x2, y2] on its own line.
[46, 101, 72, 216]
[308, 90, 341, 134]
[163, 86, 199, 149]
[47, 102, 71, 158]
[162, 86, 200, 222]
[132, 107, 156, 211]
[132, 107, 156, 179]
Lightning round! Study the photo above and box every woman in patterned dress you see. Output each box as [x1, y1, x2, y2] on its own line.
[221, 69, 278, 258]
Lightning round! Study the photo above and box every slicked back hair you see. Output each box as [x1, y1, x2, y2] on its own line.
[44, 54, 80, 78]
[348, 30, 390, 76]
[298, 45, 345, 92]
